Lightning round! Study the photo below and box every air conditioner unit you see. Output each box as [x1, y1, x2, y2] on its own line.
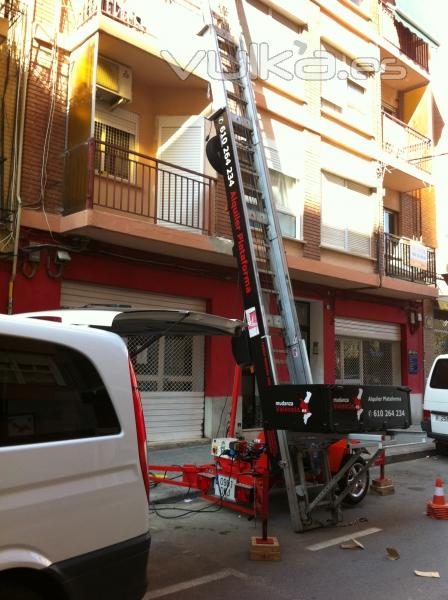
[96, 56, 132, 109]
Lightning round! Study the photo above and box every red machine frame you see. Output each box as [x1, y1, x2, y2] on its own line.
[147, 365, 381, 531]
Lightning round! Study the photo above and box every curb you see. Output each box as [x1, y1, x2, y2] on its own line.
[387, 447, 437, 465]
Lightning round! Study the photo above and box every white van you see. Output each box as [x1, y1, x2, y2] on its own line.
[422, 354, 448, 454]
[1, 308, 243, 599]
[0, 314, 150, 599]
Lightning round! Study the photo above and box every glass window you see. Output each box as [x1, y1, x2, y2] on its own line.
[430, 359, 448, 389]
[336, 337, 401, 385]
[321, 172, 374, 256]
[269, 169, 299, 238]
[94, 121, 134, 180]
[321, 43, 369, 123]
[384, 209, 398, 235]
[0, 335, 120, 447]
[127, 335, 203, 393]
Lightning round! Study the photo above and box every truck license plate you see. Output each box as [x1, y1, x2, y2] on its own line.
[214, 475, 236, 502]
[435, 414, 448, 422]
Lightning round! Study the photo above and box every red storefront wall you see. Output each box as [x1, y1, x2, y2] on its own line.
[324, 297, 424, 394]
[0, 254, 425, 397]
[0, 252, 243, 399]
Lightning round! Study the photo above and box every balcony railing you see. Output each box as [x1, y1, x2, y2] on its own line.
[76, 0, 201, 32]
[382, 111, 432, 174]
[384, 233, 436, 286]
[68, 139, 216, 234]
[379, 1, 429, 71]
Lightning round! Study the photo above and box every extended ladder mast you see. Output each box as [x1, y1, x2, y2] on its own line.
[202, 0, 311, 531]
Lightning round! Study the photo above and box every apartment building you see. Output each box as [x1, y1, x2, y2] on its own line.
[0, 0, 442, 444]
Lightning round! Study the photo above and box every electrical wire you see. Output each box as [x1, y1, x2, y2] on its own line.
[148, 452, 242, 520]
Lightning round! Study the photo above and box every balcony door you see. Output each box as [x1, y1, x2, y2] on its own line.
[157, 116, 205, 231]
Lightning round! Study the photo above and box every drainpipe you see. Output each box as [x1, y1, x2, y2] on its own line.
[7, 197, 21, 314]
[7, 0, 33, 314]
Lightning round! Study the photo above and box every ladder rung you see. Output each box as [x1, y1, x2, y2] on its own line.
[247, 209, 268, 224]
[227, 91, 247, 104]
[267, 315, 284, 328]
[236, 143, 254, 156]
[240, 165, 258, 177]
[215, 26, 237, 45]
[243, 181, 261, 198]
[261, 287, 279, 294]
[230, 112, 253, 131]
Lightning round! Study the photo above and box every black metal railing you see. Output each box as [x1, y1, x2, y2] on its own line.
[384, 232, 436, 285]
[65, 138, 216, 234]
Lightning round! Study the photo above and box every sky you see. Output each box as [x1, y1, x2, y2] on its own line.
[397, 0, 445, 41]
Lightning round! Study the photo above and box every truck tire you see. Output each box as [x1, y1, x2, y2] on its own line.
[338, 456, 370, 505]
[435, 441, 448, 456]
[0, 581, 45, 600]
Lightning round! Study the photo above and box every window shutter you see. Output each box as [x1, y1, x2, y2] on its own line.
[157, 116, 205, 228]
[157, 117, 204, 172]
[321, 171, 373, 256]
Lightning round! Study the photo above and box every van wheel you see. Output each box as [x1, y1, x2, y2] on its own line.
[0, 582, 45, 600]
[435, 441, 448, 456]
[337, 456, 370, 505]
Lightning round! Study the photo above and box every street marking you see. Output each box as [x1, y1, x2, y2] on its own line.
[145, 568, 247, 599]
[306, 527, 382, 551]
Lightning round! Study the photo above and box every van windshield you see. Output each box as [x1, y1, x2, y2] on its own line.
[430, 359, 448, 389]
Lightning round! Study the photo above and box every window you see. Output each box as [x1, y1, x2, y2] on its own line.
[434, 317, 448, 357]
[321, 172, 375, 256]
[0, 335, 120, 447]
[263, 126, 303, 240]
[94, 109, 138, 180]
[384, 209, 398, 235]
[321, 43, 370, 124]
[269, 170, 300, 238]
[430, 359, 448, 390]
[336, 337, 401, 385]
[127, 335, 203, 393]
[245, 0, 305, 96]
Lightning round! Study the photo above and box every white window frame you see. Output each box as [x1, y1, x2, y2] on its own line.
[264, 137, 303, 241]
[321, 171, 374, 257]
[320, 42, 370, 123]
[268, 168, 302, 240]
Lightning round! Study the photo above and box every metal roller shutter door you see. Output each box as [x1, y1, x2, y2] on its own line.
[335, 318, 401, 341]
[61, 281, 206, 444]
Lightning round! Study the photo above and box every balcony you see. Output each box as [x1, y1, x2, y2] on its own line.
[65, 139, 216, 234]
[76, 0, 201, 33]
[384, 233, 436, 286]
[382, 112, 432, 173]
[379, 1, 429, 71]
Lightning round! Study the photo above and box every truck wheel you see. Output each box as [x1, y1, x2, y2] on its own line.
[0, 582, 45, 600]
[338, 456, 370, 505]
[435, 441, 448, 456]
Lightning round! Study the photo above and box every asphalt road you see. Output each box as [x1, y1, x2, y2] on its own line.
[145, 455, 448, 600]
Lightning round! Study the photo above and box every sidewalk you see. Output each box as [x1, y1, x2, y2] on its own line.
[147, 428, 436, 504]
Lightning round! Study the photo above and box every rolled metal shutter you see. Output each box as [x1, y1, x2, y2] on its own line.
[61, 281, 206, 444]
[335, 318, 401, 341]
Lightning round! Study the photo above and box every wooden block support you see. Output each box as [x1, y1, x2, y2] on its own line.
[249, 536, 280, 561]
[370, 477, 395, 496]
